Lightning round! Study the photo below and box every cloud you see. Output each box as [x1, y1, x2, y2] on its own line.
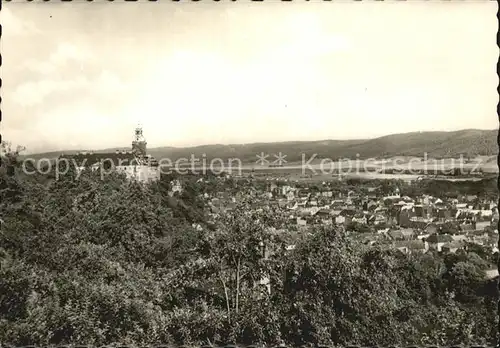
[0, 7, 41, 36]
[50, 42, 94, 65]
[3, 1, 497, 152]
[12, 77, 88, 106]
[15, 41, 125, 107]
[25, 42, 95, 75]
[12, 69, 128, 107]
[277, 12, 350, 58]
[26, 104, 127, 151]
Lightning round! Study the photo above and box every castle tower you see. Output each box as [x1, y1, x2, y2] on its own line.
[132, 124, 147, 157]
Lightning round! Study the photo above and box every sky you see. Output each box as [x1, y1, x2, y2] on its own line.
[1, 0, 498, 154]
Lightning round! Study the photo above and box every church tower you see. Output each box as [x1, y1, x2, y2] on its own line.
[132, 124, 147, 157]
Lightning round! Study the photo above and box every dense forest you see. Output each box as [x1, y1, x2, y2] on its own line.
[0, 144, 498, 346]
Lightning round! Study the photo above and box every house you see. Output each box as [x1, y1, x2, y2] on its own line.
[321, 218, 333, 226]
[335, 215, 347, 225]
[262, 192, 273, 199]
[277, 199, 288, 208]
[340, 208, 356, 217]
[362, 199, 378, 211]
[210, 205, 221, 214]
[407, 240, 428, 253]
[281, 185, 292, 196]
[466, 195, 478, 202]
[441, 241, 464, 253]
[331, 209, 342, 217]
[409, 218, 429, 230]
[309, 207, 320, 215]
[395, 244, 409, 254]
[269, 183, 278, 193]
[422, 195, 432, 205]
[352, 213, 367, 225]
[368, 201, 379, 211]
[376, 227, 390, 234]
[353, 232, 378, 245]
[211, 198, 222, 208]
[436, 209, 451, 222]
[451, 234, 468, 242]
[331, 199, 345, 207]
[296, 217, 307, 226]
[316, 209, 332, 218]
[170, 179, 183, 195]
[475, 220, 491, 231]
[307, 199, 318, 207]
[425, 224, 439, 235]
[398, 209, 413, 227]
[298, 189, 310, 198]
[387, 229, 405, 241]
[383, 194, 401, 202]
[373, 214, 387, 225]
[402, 196, 414, 203]
[401, 228, 415, 239]
[486, 269, 499, 279]
[413, 205, 425, 218]
[426, 233, 453, 252]
[394, 240, 428, 254]
[225, 202, 237, 212]
[460, 223, 475, 233]
[297, 198, 308, 207]
[192, 223, 203, 231]
[394, 200, 407, 208]
[367, 214, 376, 224]
[434, 198, 444, 205]
[480, 209, 493, 218]
[456, 211, 469, 220]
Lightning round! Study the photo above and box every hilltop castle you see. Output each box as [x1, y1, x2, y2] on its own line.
[63, 125, 161, 182]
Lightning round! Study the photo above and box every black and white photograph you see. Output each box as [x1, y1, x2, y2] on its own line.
[0, 0, 499, 346]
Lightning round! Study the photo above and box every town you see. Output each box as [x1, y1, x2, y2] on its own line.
[55, 125, 500, 278]
[169, 171, 499, 276]
[2, 0, 497, 344]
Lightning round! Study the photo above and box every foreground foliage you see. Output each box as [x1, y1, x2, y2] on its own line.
[0, 148, 498, 346]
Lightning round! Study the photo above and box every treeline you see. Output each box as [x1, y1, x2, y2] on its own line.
[320, 167, 486, 176]
[402, 178, 498, 200]
[282, 177, 498, 202]
[0, 148, 498, 346]
[339, 177, 498, 200]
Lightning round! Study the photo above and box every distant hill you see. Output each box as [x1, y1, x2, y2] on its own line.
[22, 129, 498, 163]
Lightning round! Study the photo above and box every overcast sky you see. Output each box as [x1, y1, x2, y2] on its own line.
[2, 1, 498, 154]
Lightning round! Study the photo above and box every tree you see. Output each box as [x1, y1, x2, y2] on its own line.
[0, 144, 497, 346]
